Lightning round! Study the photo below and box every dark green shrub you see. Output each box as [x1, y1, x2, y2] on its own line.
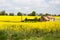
[38, 18, 40, 21]
[0, 30, 8, 40]
[34, 17, 38, 21]
[24, 17, 39, 22]
[25, 18, 28, 21]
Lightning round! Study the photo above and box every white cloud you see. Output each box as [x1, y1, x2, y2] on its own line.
[0, 0, 13, 7]
[13, 0, 50, 8]
[14, 7, 21, 11]
[11, 0, 50, 13]
[13, 0, 31, 3]
[49, 0, 60, 5]
[23, 7, 30, 10]
[0, 0, 60, 14]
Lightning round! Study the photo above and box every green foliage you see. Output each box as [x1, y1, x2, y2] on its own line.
[38, 13, 44, 16]
[28, 11, 36, 16]
[5, 13, 8, 16]
[0, 10, 60, 16]
[44, 13, 51, 16]
[24, 17, 40, 22]
[0, 30, 8, 40]
[0, 26, 60, 40]
[23, 14, 26, 16]
[9, 13, 14, 16]
[17, 12, 22, 16]
[0, 10, 8, 16]
[24, 17, 39, 22]
[58, 14, 60, 16]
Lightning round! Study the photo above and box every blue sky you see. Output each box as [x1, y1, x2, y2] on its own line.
[0, 0, 60, 15]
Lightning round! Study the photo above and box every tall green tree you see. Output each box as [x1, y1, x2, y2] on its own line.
[5, 13, 8, 16]
[28, 11, 36, 16]
[23, 14, 26, 16]
[17, 12, 22, 16]
[0, 10, 8, 15]
[58, 14, 60, 16]
[38, 13, 43, 16]
[9, 13, 14, 16]
[44, 13, 51, 16]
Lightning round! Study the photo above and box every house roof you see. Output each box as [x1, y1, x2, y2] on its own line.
[41, 16, 55, 21]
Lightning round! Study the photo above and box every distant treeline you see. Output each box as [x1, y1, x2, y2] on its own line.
[0, 10, 60, 16]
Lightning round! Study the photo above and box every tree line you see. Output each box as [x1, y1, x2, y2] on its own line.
[0, 10, 60, 16]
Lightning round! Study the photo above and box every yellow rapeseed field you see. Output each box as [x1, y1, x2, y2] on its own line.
[0, 16, 60, 32]
[0, 16, 41, 21]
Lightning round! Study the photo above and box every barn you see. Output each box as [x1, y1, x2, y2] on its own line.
[40, 16, 55, 21]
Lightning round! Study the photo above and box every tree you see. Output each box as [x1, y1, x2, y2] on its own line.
[58, 14, 60, 16]
[5, 13, 8, 16]
[23, 14, 26, 16]
[9, 13, 14, 16]
[44, 13, 51, 16]
[17, 12, 22, 16]
[38, 13, 43, 16]
[0, 10, 8, 15]
[53, 14, 56, 16]
[28, 11, 36, 16]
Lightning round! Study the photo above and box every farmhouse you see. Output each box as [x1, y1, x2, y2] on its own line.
[40, 16, 55, 21]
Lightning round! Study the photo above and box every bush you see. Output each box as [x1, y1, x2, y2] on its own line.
[0, 30, 8, 40]
[24, 17, 39, 22]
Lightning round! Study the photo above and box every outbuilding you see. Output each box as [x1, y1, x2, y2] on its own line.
[40, 16, 55, 21]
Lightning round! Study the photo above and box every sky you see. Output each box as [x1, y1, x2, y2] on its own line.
[0, 0, 60, 15]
